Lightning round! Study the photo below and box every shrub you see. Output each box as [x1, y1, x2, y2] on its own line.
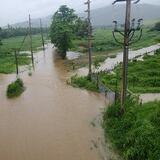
[7, 78, 25, 98]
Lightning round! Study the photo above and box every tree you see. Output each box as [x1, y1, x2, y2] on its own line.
[50, 5, 78, 59]
[74, 18, 88, 38]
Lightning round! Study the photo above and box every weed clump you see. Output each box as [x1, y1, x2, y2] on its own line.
[7, 78, 25, 98]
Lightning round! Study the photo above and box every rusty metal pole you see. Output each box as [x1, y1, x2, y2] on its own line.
[121, 0, 131, 112]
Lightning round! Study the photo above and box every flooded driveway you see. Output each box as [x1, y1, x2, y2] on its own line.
[0, 45, 116, 160]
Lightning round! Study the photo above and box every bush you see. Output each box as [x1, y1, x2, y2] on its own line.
[102, 99, 160, 160]
[7, 78, 25, 98]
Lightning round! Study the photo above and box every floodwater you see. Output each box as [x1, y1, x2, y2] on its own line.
[140, 93, 160, 103]
[77, 43, 160, 74]
[0, 44, 117, 160]
[66, 51, 81, 60]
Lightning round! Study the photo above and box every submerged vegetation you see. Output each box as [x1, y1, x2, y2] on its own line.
[7, 78, 25, 98]
[102, 97, 160, 160]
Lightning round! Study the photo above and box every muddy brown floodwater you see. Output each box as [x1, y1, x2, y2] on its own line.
[0, 44, 116, 160]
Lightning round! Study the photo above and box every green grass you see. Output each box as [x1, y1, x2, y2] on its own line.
[0, 34, 48, 74]
[0, 34, 47, 52]
[99, 49, 160, 93]
[69, 74, 99, 92]
[72, 27, 160, 53]
[7, 78, 25, 98]
[102, 98, 160, 160]
[0, 54, 31, 74]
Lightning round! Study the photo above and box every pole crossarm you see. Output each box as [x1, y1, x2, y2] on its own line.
[111, 0, 143, 111]
[112, 0, 140, 5]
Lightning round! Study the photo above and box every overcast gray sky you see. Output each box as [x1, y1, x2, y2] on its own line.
[0, 0, 159, 26]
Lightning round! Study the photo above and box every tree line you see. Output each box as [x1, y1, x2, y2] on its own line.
[0, 27, 49, 39]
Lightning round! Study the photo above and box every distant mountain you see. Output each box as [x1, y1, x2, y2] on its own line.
[11, 15, 52, 28]
[11, 3, 160, 28]
[89, 3, 160, 26]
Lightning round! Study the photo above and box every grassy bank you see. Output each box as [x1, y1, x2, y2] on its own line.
[0, 34, 47, 74]
[69, 75, 99, 92]
[99, 49, 160, 93]
[102, 98, 160, 160]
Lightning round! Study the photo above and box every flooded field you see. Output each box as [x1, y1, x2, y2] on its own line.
[0, 45, 118, 160]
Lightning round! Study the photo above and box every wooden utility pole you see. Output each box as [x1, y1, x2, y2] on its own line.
[14, 50, 19, 76]
[29, 14, 34, 69]
[121, 0, 132, 111]
[85, 0, 92, 80]
[40, 18, 45, 50]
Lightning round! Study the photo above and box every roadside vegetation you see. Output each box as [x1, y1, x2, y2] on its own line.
[69, 74, 99, 92]
[102, 97, 160, 160]
[7, 78, 25, 98]
[99, 49, 160, 93]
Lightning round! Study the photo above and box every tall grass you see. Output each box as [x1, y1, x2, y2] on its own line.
[102, 97, 160, 160]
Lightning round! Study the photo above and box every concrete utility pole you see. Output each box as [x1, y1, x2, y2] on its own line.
[29, 14, 34, 69]
[121, 0, 131, 111]
[112, 0, 142, 112]
[85, 0, 92, 80]
[14, 50, 19, 76]
[40, 19, 45, 50]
